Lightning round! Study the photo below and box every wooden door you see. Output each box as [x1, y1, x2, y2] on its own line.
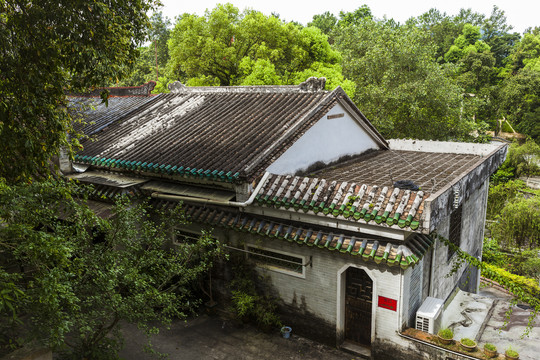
[345, 267, 373, 346]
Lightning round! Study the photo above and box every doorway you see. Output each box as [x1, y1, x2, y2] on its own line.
[344, 267, 373, 346]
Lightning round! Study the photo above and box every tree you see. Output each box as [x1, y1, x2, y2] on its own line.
[481, 6, 521, 67]
[333, 19, 472, 140]
[115, 12, 172, 87]
[165, 4, 354, 94]
[490, 195, 540, 249]
[498, 68, 540, 142]
[444, 24, 491, 63]
[308, 11, 338, 36]
[503, 32, 540, 75]
[0, 179, 222, 357]
[337, 5, 373, 27]
[0, 0, 158, 183]
[411, 8, 484, 63]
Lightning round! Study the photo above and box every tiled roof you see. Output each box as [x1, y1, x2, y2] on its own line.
[73, 85, 386, 183]
[70, 95, 162, 136]
[315, 149, 482, 194]
[255, 173, 425, 231]
[67, 171, 146, 202]
[154, 201, 434, 269]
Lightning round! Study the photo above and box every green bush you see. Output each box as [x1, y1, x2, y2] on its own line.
[506, 346, 519, 357]
[461, 338, 476, 346]
[228, 261, 282, 329]
[484, 343, 496, 351]
[438, 327, 453, 339]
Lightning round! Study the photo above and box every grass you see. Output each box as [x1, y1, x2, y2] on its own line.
[505, 346, 519, 357]
[437, 327, 453, 340]
[460, 338, 476, 346]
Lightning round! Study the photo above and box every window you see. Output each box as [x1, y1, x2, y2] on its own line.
[173, 229, 199, 245]
[447, 204, 463, 260]
[247, 246, 305, 277]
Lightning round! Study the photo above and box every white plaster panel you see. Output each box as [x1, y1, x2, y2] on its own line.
[388, 139, 502, 156]
[266, 104, 380, 175]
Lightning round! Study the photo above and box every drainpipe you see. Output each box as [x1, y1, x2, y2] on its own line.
[397, 266, 404, 332]
[429, 246, 436, 297]
[150, 171, 271, 208]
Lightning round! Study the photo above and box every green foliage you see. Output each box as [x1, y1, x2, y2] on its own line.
[444, 24, 490, 63]
[504, 32, 540, 75]
[506, 140, 540, 177]
[114, 12, 172, 88]
[333, 20, 472, 140]
[490, 162, 516, 184]
[165, 4, 351, 93]
[337, 6, 373, 27]
[486, 179, 525, 217]
[481, 238, 509, 268]
[0, 179, 222, 357]
[490, 195, 540, 249]
[480, 6, 520, 67]
[506, 346, 519, 357]
[460, 338, 475, 346]
[411, 8, 484, 63]
[0, 0, 158, 182]
[438, 327, 453, 339]
[228, 260, 282, 330]
[511, 250, 540, 279]
[308, 11, 337, 35]
[484, 343, 496, 351]
[498, 68, 540, 142]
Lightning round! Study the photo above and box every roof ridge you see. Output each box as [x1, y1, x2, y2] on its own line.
[168, 77, 328, 94]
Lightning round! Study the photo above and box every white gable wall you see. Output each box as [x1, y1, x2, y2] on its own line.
[266, 103, 380, 175]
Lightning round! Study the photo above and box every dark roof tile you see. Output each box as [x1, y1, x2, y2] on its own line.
[73, 85, 387, 182]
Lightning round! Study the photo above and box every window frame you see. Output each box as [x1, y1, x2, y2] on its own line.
[247, 245, 306, 278]
[447, 204, 463, 261]
[173, 229, 200, 246]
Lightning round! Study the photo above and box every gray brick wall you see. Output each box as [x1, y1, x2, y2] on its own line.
[430, 180, 488, 301]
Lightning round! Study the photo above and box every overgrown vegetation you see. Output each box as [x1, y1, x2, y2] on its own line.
[0, 179, 223, 358]
[228, 256, 282, 331]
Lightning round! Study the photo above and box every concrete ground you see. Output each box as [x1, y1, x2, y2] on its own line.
[441, 283, 540, 360]
[119, 314, 359, 360]
[119, 282, 539, 360]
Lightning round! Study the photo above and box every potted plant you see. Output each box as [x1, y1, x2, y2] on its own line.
[280, 326, 292, 339]
[437, 327, 453, 345]
[505, 346, 519, 360]
[459, 338, 477, 352]
[483, 343, 497, 358]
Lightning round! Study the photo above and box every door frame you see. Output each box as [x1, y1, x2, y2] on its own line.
[336, 264, 376, 346]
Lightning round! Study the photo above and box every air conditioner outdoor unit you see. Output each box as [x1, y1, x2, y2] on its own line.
[416, 297, 444, 334]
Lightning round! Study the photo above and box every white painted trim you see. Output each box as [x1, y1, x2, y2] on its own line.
[336, 264, 377, 346]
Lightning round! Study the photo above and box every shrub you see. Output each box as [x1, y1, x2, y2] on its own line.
[461, 338, 476, 346]
[484, 343, 496, 351]
[228, 260, 282, 329]
[438, 327, 453, 339]
[506, 346, 519, 357]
